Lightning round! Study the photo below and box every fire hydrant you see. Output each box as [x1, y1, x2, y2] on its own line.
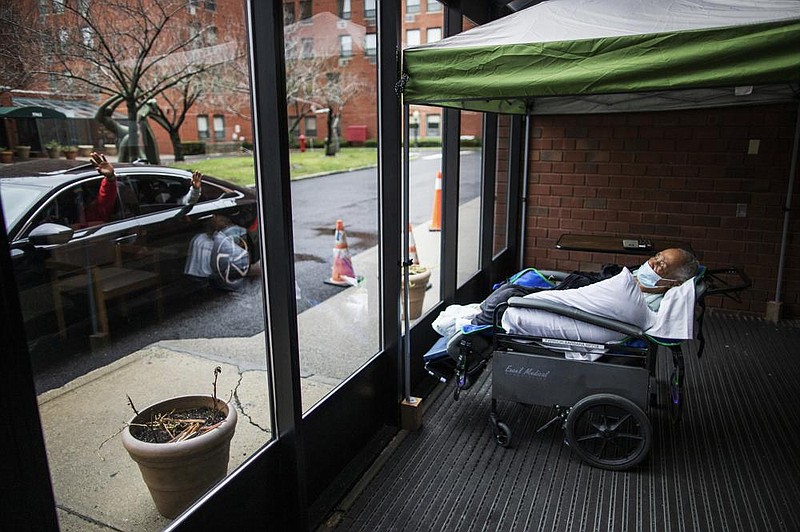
[299, 134, 307, 153]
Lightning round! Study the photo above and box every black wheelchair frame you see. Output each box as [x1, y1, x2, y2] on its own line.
[434, 267, 750, 471]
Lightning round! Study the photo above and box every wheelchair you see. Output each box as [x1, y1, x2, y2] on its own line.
[424, 267, 750, 471]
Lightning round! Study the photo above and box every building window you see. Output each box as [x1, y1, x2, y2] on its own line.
[52, 0, 66, 14]
[427, 0, 442, 12]
[206, 26, 218, 46]
[81, 27, 94, 48]
[301, 38, 314, 59]
[213, 115, 224, 141]
[197, 115, 209, 140]
[189, 22, 202, 48]
[300, 0, 312, 20]
[406, 0, 420, 14]
[78, 0, 90, 16]
[426, 113, 440, 137]
[304, 116, 317, 137]
[364, 0, 376, 19]
[283, 2, 295, 24]
[58, 27, 69, 50]
[364, 33, 376, 58]
[339, 35, 352, 58]
[204, 0, 216, 10]
[405, 29, 420, 47]
[38, 0, 49, 15]
[426, 27, 441, 43]
[338, 0, 351, 20]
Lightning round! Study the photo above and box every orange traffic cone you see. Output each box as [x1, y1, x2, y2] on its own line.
[429, 170, 442, 232]
[408, 223, 421, 265]
[326, 219, 358, 287]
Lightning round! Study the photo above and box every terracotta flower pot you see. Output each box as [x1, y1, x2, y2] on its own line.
[403, 267, 431, 320]
[0, 151, 13, 164]
[122, 395, 238, 518]
[15, 146, 31, 159]
[77, 145, 93, 157]
[63, 149, 78, 160]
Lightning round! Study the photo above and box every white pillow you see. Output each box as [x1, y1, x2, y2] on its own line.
[501, 268, 656, 343]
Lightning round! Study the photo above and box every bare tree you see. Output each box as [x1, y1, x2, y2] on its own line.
[0, 0, 45, 93]
[282, 14, 369, 154]
[38, 0, 236, 161]
[320, 70, 367, 156]
[148, 42, 242, 161]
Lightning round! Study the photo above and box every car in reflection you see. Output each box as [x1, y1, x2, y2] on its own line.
[0, 159, 260, 352]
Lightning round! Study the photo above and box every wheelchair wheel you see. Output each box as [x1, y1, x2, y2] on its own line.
[489, 413, 512, 447]
[564, 393, 652, 471]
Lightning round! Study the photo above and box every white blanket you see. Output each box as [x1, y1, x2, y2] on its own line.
[644, 277, 695, 340]
[500, 267, 697, 343]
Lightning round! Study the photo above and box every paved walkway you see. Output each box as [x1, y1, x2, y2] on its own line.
[36, 200, 481, 530]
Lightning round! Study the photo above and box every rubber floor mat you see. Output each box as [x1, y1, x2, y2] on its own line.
[332, 313, 800, 531]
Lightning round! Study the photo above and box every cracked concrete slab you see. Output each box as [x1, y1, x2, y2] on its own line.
[38, 345, 334, 531]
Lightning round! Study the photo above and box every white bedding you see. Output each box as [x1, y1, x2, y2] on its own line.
[500, 267, 696, 343]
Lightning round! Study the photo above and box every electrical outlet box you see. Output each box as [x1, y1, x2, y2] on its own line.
[736, 203, 747, 218]
[748, 139, 760, 155]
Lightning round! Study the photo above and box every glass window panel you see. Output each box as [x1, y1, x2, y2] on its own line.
[339, 34, 353, 57]
[425, 113, 440, 138]
[426, 27, 441, 43]
[284, 1, 296, 24]
[406, 0, 420, 15]
[457, 111, 483, 287]
[213, 114, 225, 141]
[6, 1, 272, 527]
[300, 0, 312, 20]
[365, 33, 376, 58]
[364, 0, 376, 19]
[284, 4, 380, 411]
[338, 0, 351, 19]
[405, 29, 420, 47]
[197, 114, 209, 139]
[427, 0, 442, 13]
[304, 116, 317, 137]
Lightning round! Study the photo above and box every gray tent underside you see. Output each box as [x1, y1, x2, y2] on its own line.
[522, 84, 797, 115]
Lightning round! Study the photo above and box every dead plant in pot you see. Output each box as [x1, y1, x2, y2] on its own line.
[122, 367, 238, 519]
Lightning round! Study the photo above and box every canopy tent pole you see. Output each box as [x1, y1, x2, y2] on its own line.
[773, 101, 800, 307]
[518, 114, 531, 271]
[402, 103, 412, 402]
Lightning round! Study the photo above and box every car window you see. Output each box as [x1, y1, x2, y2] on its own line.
[0, 180, 48, 232]
[27, 178, 126, 231]
[198, 181, 227, 202]
[126, 174, 196, 214]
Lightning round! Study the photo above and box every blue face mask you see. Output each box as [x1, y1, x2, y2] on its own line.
[636, 260, 662, 288]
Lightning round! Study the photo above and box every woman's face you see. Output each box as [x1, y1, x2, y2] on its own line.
[647, 249, 682, 279]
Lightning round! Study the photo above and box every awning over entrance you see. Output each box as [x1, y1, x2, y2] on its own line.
[0, 106, 67, 119]
[11, 97, 103, 119]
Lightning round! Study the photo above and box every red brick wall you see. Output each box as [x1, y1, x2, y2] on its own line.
[522, 103, 800, 317]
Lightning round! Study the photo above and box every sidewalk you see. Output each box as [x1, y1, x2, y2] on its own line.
[36, 200, 479, 531]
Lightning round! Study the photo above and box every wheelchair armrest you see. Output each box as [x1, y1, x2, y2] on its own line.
[506, 297, 646, 338]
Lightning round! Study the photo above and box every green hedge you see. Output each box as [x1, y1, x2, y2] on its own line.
[181, 141, 206, 155]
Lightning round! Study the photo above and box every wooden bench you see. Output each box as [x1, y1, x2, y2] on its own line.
[49, 243, 162, 340]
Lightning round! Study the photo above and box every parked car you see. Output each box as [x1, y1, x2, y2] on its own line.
[0, 159, 260, 352]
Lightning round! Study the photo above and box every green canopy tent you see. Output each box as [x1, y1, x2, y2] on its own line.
[402, 0, 800, 115]
[399, 0, 800, 324]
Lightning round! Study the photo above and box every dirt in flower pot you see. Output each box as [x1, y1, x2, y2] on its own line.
[130, 406, 227, 444]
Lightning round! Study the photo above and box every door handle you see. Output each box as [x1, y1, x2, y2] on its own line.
[114, 234, 138, 244]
